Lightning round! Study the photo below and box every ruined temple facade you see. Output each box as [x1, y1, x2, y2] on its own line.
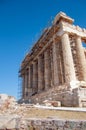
[19, 12, 86, 107]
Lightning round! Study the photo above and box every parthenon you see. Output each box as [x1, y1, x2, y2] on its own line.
[19, 12, 86, 107]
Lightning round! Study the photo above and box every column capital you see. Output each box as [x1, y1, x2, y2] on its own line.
[32, 61, 35, 65]
[25, 69, 28, 75]
[61, 31, 69, 37]
[57, 28, 69, 37]
[32, 59, 38, 64]
[75, 34, 81, 39]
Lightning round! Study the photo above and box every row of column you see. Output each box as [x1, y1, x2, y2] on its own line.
[22, 50, 52, 98]
[61, 32, 86, 82]
[22, 32, 86, 99]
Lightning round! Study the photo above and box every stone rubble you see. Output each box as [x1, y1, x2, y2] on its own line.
[43, 100, 61, 107]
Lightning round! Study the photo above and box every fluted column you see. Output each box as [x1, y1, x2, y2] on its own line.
[28, 65, 33, 95]
[24, 70, 28, 98]
[52, 41, 59, 86]
[27, 67, 30, 88]
[33, 62, 38, 93]
[61, 32, 76, 83]
[27, 67, 31, 97]
[22, 74, 25, 99]
[44, 49, 51, 90]
[28, 66, 31, 88]
[76, 36, 86, 81]
[38, 55, 44, 92]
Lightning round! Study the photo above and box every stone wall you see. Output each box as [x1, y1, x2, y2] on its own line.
[22, 119, 86, 130]
[0, 118, 86, 130]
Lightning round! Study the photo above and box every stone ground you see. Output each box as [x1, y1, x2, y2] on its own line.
[10, 104, 86, 120]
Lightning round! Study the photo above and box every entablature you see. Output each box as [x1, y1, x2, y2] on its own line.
[57, 21, 86, 39]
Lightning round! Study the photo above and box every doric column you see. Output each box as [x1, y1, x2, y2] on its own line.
[28, 66, 31, 88]
[22, 74, 25, 99]
[24, 70, 28, 98]
[76, 36, 86, 81]
[44, 49, 51, 90]
[28, 65, 33, 95]
[33, 62, 38, 93]
[38, 55, 44, 92]
[52, 41, 59, 86]
[27, 67, 30, 89]
[61, 32, 76, 83]
[27, 67, 31, 97]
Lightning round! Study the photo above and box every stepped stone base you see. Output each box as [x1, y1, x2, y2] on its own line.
[21, 83, 86, 107]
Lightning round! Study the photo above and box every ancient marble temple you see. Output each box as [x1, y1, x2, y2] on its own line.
[19, 12, 86, 107]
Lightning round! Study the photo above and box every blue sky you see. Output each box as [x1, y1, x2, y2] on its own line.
[0, 0, 86, 99]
